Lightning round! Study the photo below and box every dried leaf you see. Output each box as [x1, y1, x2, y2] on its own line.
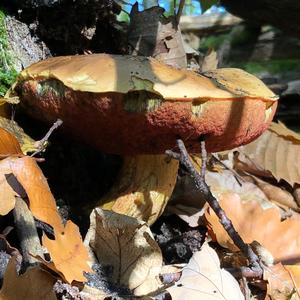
[205, 192, 300, 263]
[0, 117, 37, 154]
[0, 159, 18, 216]
[264, 263, 300, 299]
[167, 243, 244, 300]
[42, 220, 92, 283]
[252, 176, 299, 211]
[237, 122, 300, 186]
[201, 49, 218, 72]
[9, 156, 64, 232]
[128, 5, 187, 68]
[205, 169, 273, 209]
[84, 209, 163, 295]
[0, 256, 56, 300]
[0, 127, 22, 158]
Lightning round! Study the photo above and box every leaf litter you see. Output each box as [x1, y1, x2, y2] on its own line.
[1, 112, 300, 300]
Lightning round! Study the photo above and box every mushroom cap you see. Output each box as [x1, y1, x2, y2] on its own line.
[8, 54, 278, 154]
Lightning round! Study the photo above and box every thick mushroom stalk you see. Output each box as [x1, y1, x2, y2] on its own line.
[5, 54, 278, 224]
[100, 155, 178, 224]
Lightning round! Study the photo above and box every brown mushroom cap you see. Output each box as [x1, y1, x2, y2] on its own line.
[9, 54, 278, 154]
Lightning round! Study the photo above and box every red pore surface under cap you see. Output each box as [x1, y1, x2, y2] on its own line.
[19, 79, 277, 154]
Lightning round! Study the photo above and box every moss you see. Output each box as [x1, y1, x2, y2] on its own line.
[0, 10, 18, 97]
[233, 59, 300, 75]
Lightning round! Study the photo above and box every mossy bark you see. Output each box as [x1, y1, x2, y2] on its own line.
[0, 10, 17, 96]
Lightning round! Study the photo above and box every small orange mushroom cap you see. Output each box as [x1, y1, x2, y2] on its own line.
[8, 54, 278, 154]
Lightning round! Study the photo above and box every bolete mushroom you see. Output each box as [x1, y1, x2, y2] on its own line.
[6, 54, 278, 224]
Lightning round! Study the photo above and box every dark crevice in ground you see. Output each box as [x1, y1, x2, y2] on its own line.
[152, 215, 207, 264]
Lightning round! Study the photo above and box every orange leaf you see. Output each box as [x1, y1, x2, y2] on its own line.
[42, 220, 92, 283]
[0, 127, 23, 158]
[205, 192, 300, 264]
[9, 156, 64, 233]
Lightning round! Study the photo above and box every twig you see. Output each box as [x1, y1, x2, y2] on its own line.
[13, 197, 44, 269]
[200, 139, 206, 179]
[166, 139, 263, 278]
[176, 0, 185, 26]
[31, 119, 63, 157]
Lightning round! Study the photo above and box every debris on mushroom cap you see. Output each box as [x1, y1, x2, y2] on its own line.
[7, 54, 278, 155]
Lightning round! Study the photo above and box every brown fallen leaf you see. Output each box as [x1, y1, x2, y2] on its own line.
[84, 208, 163, 296]
[42, 220, 92, 283]
[167, 243, 244, 300]
[237, 122, 300, 186]
[0, 127, 23, 158]
[264, 263, 300, 300]
[205, 192, 300, 264]
[0, 256, 57, 300]
[0, 117, 37, 154]
[251, 176, 299, 211]
[9, 156, 64, 233]
[5, 156, 92, 283]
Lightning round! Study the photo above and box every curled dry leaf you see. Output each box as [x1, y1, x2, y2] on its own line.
[237, 122, 300, 186]
[0, 117, 37, 154]
[84, 208, 163, 296]
[0, 127, 22, 158]
[264, 263, 300, 299]
[0, 256, 56, 300]
[9, 156, 64, 233]
[167, 243, 244, 300]
[42, 220, 93, 283]
[205, 192, 300, 264]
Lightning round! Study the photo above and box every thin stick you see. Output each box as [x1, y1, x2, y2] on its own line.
[31, 119, 63, 157]
[13, 197, 44, 268]
[176, 0, 185, 26]
[166, 139, 263, 277]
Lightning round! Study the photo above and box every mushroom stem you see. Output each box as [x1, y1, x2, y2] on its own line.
[98, 154, 179, 225]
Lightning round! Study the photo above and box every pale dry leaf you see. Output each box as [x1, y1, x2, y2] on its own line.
[166, 204, 207, 227]
[167, 243, 244, 300]
[270, 122, 300, 142]
[251, 176, 299, 211]
[264, 263, 300, 300]
[201, 49, 218, 72]
[0, 256, 56, 300]
[237, 122, 300, 186]
[0, 158, 18, 216]
[205, 192, 300, 264]
[80, 285, 112, 300]
[206, 169, 274, 209]
[84, 208, 163, 295]
[9, 156, 64, 232]
[42, 220, 92, 283]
